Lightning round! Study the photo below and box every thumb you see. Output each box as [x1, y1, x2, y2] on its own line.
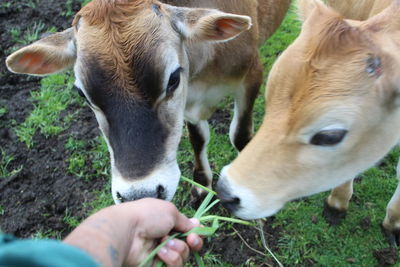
[173, 213, 200, 233]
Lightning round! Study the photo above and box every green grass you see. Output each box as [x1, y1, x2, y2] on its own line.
[0, 2, 12, 9]
[63, 209, 81, 228]
[24, 0, 39, 9]
[65, 137, 88, 177]
[31, 229, 62, 240]
[0, 150, 22, 178]
[63, 0, 75, 17]
[64, 135, 110, 180]
[81, 0, 92, 7]
[10, 22, 46, 46]
[0, 107, 7, 117]
[8, 22, 57, 54]
[15, 72, 83, 148]
[7, 3, 399, 266]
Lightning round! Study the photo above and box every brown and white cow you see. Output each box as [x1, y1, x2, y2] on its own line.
[216, 0, 400, 244]
[6, 0, 290, 203]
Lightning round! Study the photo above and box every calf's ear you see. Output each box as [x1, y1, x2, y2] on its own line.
[169, 7, 252, 42]
[297, 0, 326, 22]
[363, 0, 400, 32]
[6, 28, 76, 76]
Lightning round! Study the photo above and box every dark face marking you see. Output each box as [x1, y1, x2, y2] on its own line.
[84, 58, 169, 179]
[108, 98, 168, 178]
[129, 43, 163, 104]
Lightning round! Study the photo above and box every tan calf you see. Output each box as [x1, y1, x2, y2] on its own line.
[216, 0, 400, 245]
[6, 0, 290, 203]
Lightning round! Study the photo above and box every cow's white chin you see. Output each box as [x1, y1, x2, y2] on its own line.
[111, 161, 181, 203]
[233, 205, 282, 220]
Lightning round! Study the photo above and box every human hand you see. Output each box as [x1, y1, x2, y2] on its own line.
[124, 198, 203, 266]
[64, 198, 203, 267]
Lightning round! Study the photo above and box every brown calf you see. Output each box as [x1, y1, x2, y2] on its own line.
[6, 0, 290, 203]
[217, 0, 400, 245]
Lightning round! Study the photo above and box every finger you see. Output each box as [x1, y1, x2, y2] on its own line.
[157, 246, 183, 267]
[173, 214, 200, 233]
[166, 239, 190, 261]
[186, 233, 203, 252]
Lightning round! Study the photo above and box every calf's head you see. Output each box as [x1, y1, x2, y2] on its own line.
[217, 0, 400, 219]
[6, 0, 251, 203]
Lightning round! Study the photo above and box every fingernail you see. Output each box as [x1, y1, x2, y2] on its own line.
[160, 247, 168, 255]
[190, 218, 200, 226]
[166, 240, 175, 248]
[191, 237, 200, 247]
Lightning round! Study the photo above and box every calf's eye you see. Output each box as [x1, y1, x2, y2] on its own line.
[310, 129, 348, 146]
[166, 67, 182, 97]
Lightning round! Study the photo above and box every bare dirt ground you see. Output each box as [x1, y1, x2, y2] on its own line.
[0, 0, 107, 237]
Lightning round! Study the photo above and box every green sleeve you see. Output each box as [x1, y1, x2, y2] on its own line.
[0, 234, 100, 267]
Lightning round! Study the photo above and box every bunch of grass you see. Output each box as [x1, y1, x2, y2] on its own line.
[139, 176, 253, 267]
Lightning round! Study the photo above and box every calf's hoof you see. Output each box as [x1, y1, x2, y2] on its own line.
[190, 186, 208, 199]
[190, 186, 218, 211]
[381, 225, 400, 247]
[190, 169, 211, 196]
[323, 200, 347, 226]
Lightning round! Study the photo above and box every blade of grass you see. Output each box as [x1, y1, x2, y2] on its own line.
[199, 215, 255, 226]
[212, 218, 219, 228]
[257, 220, 284, 267]
[193, 192, 214, 219]
[181, 226, 219, 237]
[194, 252, 205, 267]
[196, 199, 220, 219]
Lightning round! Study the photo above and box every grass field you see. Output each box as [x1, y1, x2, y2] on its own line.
[2, 2, 400, 266]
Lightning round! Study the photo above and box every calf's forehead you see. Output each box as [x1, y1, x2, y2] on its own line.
[266, 36, 374, 134]
[74, 23, 181, 103]
[73, 0, 182, 94]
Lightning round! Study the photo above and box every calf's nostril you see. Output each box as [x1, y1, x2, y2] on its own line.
[221, 196, 241, 212]
[222, 196, 240, 205]
[216, 183, 241, 212]
[231, 197, 240, 205]
[156, 185, 165, 199]
[116, 191, 125, 203]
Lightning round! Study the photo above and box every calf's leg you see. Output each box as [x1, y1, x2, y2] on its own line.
[382, 159, 400, 246]
[187, 120, 213, 197]
[229, 57, 263, 151]
[323, 180, 354, 225]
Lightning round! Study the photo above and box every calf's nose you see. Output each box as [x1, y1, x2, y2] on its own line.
[116, 184, 167, 203]
[215, 181, 241, 213]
